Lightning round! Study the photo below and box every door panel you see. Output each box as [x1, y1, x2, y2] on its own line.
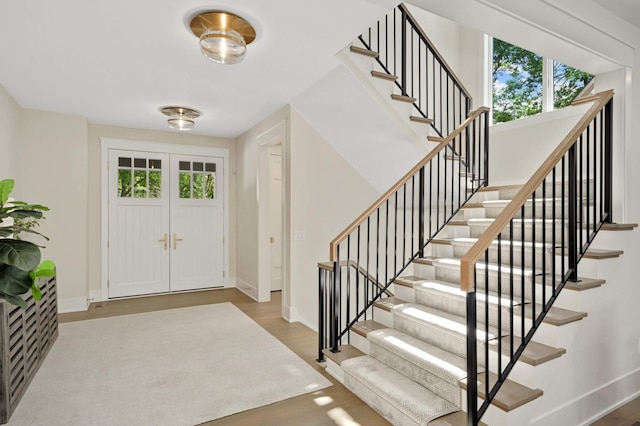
[108, 150, 170, 297]
[169, 155, 224, 292]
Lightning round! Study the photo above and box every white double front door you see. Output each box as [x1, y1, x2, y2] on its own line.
[107, 149, 224, 298]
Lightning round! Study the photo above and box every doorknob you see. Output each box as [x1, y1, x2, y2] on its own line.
[270, 236, 275, 244]
[173, 233, 184, 250]
[158, 234, 168, 250]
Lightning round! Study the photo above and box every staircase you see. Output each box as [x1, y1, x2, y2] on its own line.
[323, 183, 632, 425]
[316, 4, 636, 425]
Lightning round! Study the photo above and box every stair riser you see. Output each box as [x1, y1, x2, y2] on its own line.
[497, 181, 594, 200]
[484, 202, 592, 220]
[415, 287, 522, 332]
[393, 284, 416, 302]
[454, 207, 486, 221]
[393, 314, 489, 364]
[370, 343, 461, 406]
[453, 244, 553, 271]
[468, 190, 500, 203]
[469, 222, 566, 244]
[434, 264, 535, 300]
[349, 332, 371, 356]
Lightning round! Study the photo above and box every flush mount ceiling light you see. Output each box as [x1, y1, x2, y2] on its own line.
[159, 106, 201, 131]
[189, 11, 256, 64]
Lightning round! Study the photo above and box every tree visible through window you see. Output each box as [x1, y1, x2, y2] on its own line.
[492, 38, 592, 124]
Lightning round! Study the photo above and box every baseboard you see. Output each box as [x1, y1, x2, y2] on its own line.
[236, 278, 258, 301]
[530, 367, 640, 426]
[88, 289, 102, 304]
[58, 296, 89, 313]
[288, 306, 318, 333]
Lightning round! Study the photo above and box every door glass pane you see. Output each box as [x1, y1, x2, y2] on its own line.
[179, 161, 191, 171]
[205, 173, 215, 199]
[193, 162, 204, 172]
[193, 173, 204, 199]
[134, 170, 147, 198]
[134, 158, 147, 168]
[118, 169, 132, 197]
[205, 163, 216, 172]
[179, 173, 191, 198]
[119, 157, 132, 168]
[148, 171, 161, 198]
[149, 159, 162, 169]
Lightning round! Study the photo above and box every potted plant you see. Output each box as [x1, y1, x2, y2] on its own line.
[0, 178, 55, 308]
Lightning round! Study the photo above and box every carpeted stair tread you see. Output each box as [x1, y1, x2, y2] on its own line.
[390, 303, 498, 361]
[368, 328, 467, 384]
[367, 328, 466, 406]
[432, 257, 537, 279]
[342, 355, 459, 425]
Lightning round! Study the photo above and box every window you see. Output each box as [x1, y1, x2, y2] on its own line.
[178, 161, 216, 199]
[492, 38, 592, 124]
[117, 157, 162, 198]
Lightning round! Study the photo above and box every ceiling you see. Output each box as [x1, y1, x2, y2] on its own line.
[0, 0, 395, 138]
[592, 0, 640, 29]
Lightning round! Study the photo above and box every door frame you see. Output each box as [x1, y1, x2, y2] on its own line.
[257, 121, 290, 318]
[100, 138, 230, 301]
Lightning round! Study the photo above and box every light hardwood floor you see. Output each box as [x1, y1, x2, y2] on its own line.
[59, 288, 637, 425]
[59, 288, 390, 426]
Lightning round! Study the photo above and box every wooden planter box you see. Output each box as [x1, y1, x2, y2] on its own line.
[0, 276, 58, 424]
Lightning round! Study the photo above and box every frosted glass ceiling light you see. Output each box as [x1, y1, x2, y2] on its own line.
[190, 11, 256, 64]
[159, 106, 201, 131]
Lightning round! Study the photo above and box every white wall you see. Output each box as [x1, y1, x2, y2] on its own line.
[489, 103, 590, 185]
[236, 105, 380, 328]
[235, 106, 290, 303]
[20, 109, 89, 312]
[87, 124, 237, 303]
[0, 84, 22, 191]
[288, 108, 379, 328]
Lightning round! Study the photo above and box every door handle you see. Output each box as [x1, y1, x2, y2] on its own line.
[270, 236, 275, 244]
[158, 234, 168, 250]
[173, 233, 184, 250]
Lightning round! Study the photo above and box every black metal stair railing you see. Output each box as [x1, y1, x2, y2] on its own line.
[318, 106, 489, 362]
[460, 90, 614, 425]
[358, 3, 472, 138]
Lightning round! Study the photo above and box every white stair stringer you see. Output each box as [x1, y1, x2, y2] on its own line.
[337, 43, 436, 153]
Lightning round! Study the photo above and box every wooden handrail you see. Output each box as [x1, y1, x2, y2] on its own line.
[459, 90, 614, 292]
[400, 4, 473, 107]
[330, 106, 490, 261]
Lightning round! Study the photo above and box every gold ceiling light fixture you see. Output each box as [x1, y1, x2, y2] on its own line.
[159, 106, 201, 131]
[189, 11, 256, 64]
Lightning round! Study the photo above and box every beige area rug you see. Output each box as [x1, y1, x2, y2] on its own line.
[7, 303, 331, 426]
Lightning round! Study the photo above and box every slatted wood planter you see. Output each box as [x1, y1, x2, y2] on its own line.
[0, 276, 58, 424]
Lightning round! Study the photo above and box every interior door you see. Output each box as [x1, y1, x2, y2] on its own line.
[169, 155, 224, 292]
[269, 146, 283, 291]
[108, 150, 170, 297]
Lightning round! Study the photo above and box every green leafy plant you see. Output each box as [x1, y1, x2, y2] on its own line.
[0, 179, 55, 308]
